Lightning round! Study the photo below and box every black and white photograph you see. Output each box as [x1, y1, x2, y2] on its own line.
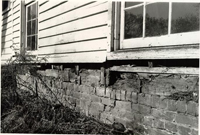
[1, 0, 199, 134]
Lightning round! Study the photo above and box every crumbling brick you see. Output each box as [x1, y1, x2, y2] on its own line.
[175, 113, 198, 128]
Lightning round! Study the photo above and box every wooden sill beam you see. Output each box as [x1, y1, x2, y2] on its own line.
[107, 45, 199, 60]
[110, 66, 199, 75]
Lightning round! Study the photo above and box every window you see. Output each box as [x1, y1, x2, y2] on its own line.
[26, 1, 38, 51]
[120, 1, 200, 49]
[2, 0, 11, 13]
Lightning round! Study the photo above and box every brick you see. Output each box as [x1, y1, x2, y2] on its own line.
[121, 90, 126, 100]
[159, 97, 168, 109]
[148, 128, 172, 135]
[153, 119, 165, 129]
[165, 121, 177, 133]
[73, 84, 80, 92]
[176, 100, 187, 113]
[90, 102, 104, 112]
[89, 86, 96, 95]
[132, 103, 139, 113]
[112, 109, 134, 120]
[101, 97, 115, 107]
[110, 90, 116, 99]
[167, 99, 177, 111]
[138, 93, 151, 106]
[131, 92, 138, 103]
[143, 116, 154, 127]
[175, 113, 198, 128]
[105, 106, 111, 112]
[116, 90, 121, 100]
[138, 104, 151, 115]
[115, 101, 132, 112]
[177, 125, 191, 135]
[91, 95, 101, 102]
[81, 93, 90, 100]
[151, 95, 160, 108]
[187, 101, 198, 116]
[126, 91, 132, 101]
[191, 129, 198, 135]
[133, 113, 144, 123]
[73, 92, 81, 99]
[151, 108, 176, 122]
[105, 88, 111, 98]
[45, 69, 59, 78]
[96, 87, 105, 97]
[81, 85, 90, 94]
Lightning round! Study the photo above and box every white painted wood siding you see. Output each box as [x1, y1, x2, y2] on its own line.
[37, 1, 109, 63]
[1, 0, 21, 64]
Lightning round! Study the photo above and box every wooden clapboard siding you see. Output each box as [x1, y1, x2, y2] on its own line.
[39, 0, 67, 14]
[37, 1, 109, 63]
[1, 0, 21, 64]
[38, 50, 107, 63]
[2, 21, 12, 31]
[38, 38, 107, 55]
[39, 12, 107, 38]
[2, 27, 12, 36]
[39, 26, 107, 46]
[39, 2, 108, 30]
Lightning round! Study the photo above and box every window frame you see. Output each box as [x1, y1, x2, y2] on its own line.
[120, 1, 200, 50]
[25, 0, 39, 53]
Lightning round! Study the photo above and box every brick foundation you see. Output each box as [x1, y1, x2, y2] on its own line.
[17, 67, 199, 135]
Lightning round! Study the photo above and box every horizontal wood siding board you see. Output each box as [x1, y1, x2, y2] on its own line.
[13, 18, 20, 26]
[107, 45, 199, 60]
[13, 23, 20, 31]
[2, 17, 12, 26]
[39, 0, 68, 14]
[2, 34, 12, 42]
[110, 66, 199, 75]
[2, 10, 12, 20]
[39, 1, 98, 22]
[39, 12, 107, 38]
[1, 41, 12, 48]
[1, 48, 14, 55]
[2, 21, 12, 31]
[38, 38, 107, 55]
[13, 12, 20, 21]
[13, 37, 20, 43]
[38, 50, 107, 63]
[39, 0, 49, 6]
[39, 25, 107, 46]
[39, 2, 108, 30]
[2, 27, 12, 36]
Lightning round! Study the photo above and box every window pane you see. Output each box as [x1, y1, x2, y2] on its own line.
[124, 5, 143, 39]
[35, 35, 38, 49]
[27, 21, 31, 35]
[31, 3, 36, 19]
[31, 36, 36, 50]
[27, 37, 32, 50]
[145, 2, 169, 37]
[2, 1, 9, 11]
[125, 2, 143, 8]
[171, 3, 200, 33]
[35, 19, 38, 34]
[28, 6, 31, 20]
[31, 20, 36, 35]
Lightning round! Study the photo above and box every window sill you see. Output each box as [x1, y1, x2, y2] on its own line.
[107, 44, 199, 60]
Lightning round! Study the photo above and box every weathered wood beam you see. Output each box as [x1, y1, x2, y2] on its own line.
[110, 66, 199, 75]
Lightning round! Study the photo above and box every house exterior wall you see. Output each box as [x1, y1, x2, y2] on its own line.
[36, 1, 109, 63]
[1, 0, 21, 64]
[17, 68, 198, 135]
